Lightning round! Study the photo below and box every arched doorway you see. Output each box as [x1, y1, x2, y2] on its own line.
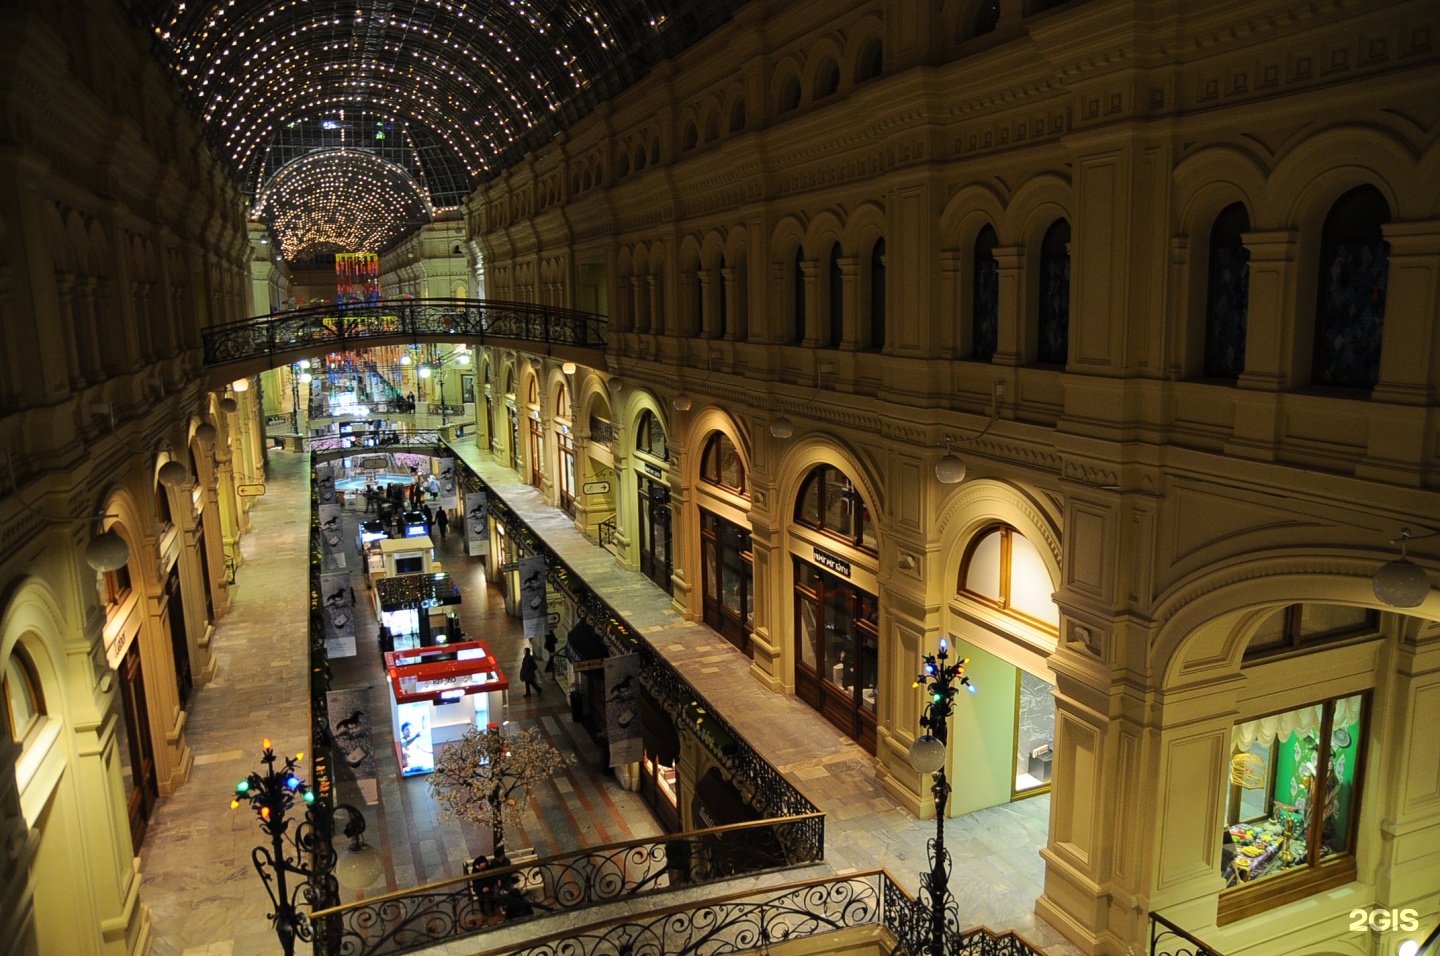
[695, 429, 753, 656]
[788, 463, 880, 753]
[554, 379, 576, 516]
[950, 523, 1059, 809]
[633, 408, 672, 594]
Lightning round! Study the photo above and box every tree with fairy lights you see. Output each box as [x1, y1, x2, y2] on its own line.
[428, 723, 563, 860]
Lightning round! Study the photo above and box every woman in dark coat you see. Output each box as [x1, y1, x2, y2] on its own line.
[519, 647, 543, 698]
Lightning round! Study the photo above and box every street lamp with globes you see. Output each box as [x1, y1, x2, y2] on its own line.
[905, 637, 976, 955]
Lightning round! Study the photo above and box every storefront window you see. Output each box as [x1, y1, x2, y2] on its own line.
[959, 525, 1058, 631]
[700, 433, 746, 494]
[793, 556, 879, 752]
[1220, 694, 1366, 905]
[794, 465, 875, 553]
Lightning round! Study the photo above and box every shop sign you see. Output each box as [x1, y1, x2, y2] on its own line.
[361, 456, 388, 471]
[643, 463, 663, 479]
[813, 547, 851, 578]
[582, 480, 611, 495]
[237, 483, 267, 497]
[498, 562, 520, 573]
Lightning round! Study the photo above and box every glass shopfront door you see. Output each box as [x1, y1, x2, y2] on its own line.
[700, 509, 752, 656]
[638, 476, 672, 594]
[793, 557, 878, 753]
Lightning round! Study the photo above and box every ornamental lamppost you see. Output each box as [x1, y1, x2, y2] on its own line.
[906, 637, 976, 955]
[232, 739, 381, 955]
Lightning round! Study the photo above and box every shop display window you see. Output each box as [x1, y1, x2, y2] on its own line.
[103, 564, 133, 608]
[1014, 670, 1055, 796]
[792, 555, 880, 751]
[1219, 693, 1366, 918]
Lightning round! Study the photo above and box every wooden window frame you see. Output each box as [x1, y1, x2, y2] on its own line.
[957, 524, 1058, 634]
[1217, 692, 1370, 925]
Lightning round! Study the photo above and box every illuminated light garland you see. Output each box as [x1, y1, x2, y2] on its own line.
[255, 148, 432, 260]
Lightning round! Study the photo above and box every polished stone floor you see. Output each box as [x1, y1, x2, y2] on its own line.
[138, 441, 1078, 955]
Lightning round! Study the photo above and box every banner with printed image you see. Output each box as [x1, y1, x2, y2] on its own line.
[520, 554, 547, 639]
[438, 458, 458, 510]
[318, 503, 347, 569]
[319, 571, 357, 658]
[464, 491, 488, 556]
[604, 653, 642, 767]
[316, 464, 338, 503]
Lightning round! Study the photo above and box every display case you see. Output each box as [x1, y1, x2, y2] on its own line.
[385, 639, 509, 776]
[375, 572, 462, 651]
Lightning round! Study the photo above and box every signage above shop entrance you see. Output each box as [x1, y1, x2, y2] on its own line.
[812, 547, 851, 578]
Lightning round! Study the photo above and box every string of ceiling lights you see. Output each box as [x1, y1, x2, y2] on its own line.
[132, 0, 752, 264]
[254, 149, 433, 260]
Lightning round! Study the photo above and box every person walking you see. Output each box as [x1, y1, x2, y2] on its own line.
[519, 647, 543, 698]
[436, 507, 449, 540]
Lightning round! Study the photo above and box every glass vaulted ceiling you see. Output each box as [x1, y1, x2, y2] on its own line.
[130, 0, 744, 259]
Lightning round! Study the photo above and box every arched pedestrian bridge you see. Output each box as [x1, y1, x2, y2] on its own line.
[202, 298, 608, 382]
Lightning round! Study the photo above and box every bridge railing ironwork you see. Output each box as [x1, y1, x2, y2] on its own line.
[462, 869, 1047, 956]
[308, 813, 825, 956]
[203, 298, 608, 369]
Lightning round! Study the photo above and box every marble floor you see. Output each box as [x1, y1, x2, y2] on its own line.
[138, 441, 1079, 956]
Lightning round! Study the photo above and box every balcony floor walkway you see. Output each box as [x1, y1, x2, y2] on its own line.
[137, 438, 1081, 956]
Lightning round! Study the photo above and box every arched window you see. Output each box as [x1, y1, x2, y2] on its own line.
[855, 40, 884, 82]
[827, 243, 844, 348]
[703, 111, 720, 143]
[1204, 202, 1251, 379]
[793, 247, 807, 343]
[973, 224, 999, 360]
[636, 410, 668, 461]
[729, 98, 746, 133]
[869, 239, 886, 351]
[779, 75, 801, 113]
[795, 465, 875, 552]
[681, 121, 698, 152]
[616, 152, 630, 178]
[527, 376, 539, 406]
[155, 480, 173, 527]
[691, 269, 704, 336]
[1037, 219, 1071, 365]
[1314, 185, 1390, 389]
[959, 525, 1058, 629]
[701, 433, 746, 494]
[816, 59, 840, 98]
[717, 255, 728, 339]
[3, 645, 45, 743]
[649, 138, 661, 166]
[973, 0, 1001, 36]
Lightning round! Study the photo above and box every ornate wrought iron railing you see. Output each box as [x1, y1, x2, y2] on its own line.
[464, 869, 1047, 956]
[597, 513, 618, 551]
[308, 813, 826, 956]
[307, 467, 344, 953]
[202, 298, 607, 370]
[1149, 912, 1224, 956]
[453, 455, 820, 823]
